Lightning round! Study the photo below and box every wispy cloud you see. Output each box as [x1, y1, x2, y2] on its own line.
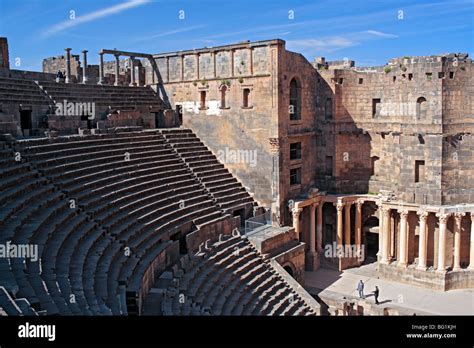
[365, 30, 398, 39]
[41, 0, 150, 38]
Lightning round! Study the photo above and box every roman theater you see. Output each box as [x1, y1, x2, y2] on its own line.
[0, 36, 472, 316]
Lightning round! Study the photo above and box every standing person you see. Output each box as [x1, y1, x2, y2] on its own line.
[357, 280, 365, 298]
[373, 286, 379, 305]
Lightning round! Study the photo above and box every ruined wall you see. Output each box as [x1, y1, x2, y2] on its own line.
[151, 40, 283, 208]
[278, 49, 319, 225]
[315, 54, 473, 206]
[0, 37, 9, 69]
[43, 54, 81, 76]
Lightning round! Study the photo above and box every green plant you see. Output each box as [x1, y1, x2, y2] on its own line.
[399, 64, 407, 72]
[460, 66, 466, 71]
[384, 66, 391, 74]
[238, 76, 244, 83]
[192, 81, 197, 86]
[200, 79, 207, 86]
[403, 56, 411, 60]
[221, 79, 231, 87]
[240, 61, 245, 66]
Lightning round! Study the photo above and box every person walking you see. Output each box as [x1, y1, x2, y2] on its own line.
[373, 286, 379, 305]
[357, 280, 365, 298]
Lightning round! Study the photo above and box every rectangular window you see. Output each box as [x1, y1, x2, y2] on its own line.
[200, 91, 206, 110]
[290, 168, 301, 185]
[372, 98, 381, 118]
[338, 78, 344, 85]
[325, 98, 333, 120]
[290, 142, 302, 160]
[426, 72, 432, 80]
[438, 72, 445, 79]
[408, 73, 413, 81]
[358, 78, 363, 84]
[415, 160, 425, 183]
[325, 156, 333, 176]
[449, 71, 455, 79]
[242, 88, 250, 108]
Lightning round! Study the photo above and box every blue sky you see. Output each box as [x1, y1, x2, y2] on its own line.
[0, 0, 473, 71]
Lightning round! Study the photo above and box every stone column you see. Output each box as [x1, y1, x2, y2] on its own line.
[64, 48, 72, 84]
[81, 50, 88, 84]
[453, 212, 465, 271]
[381, 207, 391, 264]
[398, 210, 409, 267]
[129, 57, 135, 86]
[98, 52, 104, 85]
[114, 54, 120, 86]
[196, 53, 200, 80]
[309, 204, 316, 253]
[292, 207, 302, 241]
[355, 201, 363, 247]
[317, 202, 323, 252]
[344, 203, 352, 245]
[249, 47, 253, 75]
[416, 210, 429, 270]
[180, 54, 184, 81]
[436, 213, 451, 272]
[335, 201, 344, 247]
[377, 202, 384, 258]
[469, 214, 474, 270]
[166, 56, 170, 83]
[230, 49, 235, 77]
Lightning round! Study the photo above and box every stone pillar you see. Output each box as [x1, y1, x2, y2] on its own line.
[249, 47, 253, 75]
[344, 203, 351, 245]
[398, 210, 409, 267]
[114, 54, 120, 86]
[196, 53, 200, 80]
[166, 56, 170, 83]
[180, 54, 184, 81]
[317, 202, 323, 252]
[64, 48, 72, 84]
[129, 57, 135, 86]
[436, 213, 451, 272]
[381, 207, 391, 264]
[81, 50, 88, 84]
[417, 210, 429, 270]
[335, 201, 344, 247]
[211, 51, 217, 78]
[355, 201, 363, 248]
[98, 52, 104, 85]
[377, 202, 383, 258]
[309, 204, 316, 253]
[230, 49, 235, 77]
[453, 212, 465, 271]
[292, 207, 302, 241]
[469, 214, 474, 270]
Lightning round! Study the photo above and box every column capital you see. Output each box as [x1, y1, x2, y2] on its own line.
[292, 207, 303, 219]
[417, 210, 429, 221]
[334, 201, 344, 211]
[454, 212, 465, 225]
[381, 206, 391, 216]
[398, 209, 409, 219]
[65, 47, 72, 52]
[355, 200, 364, 209]
[310, 202, 317, 212]
[82, 49, 88, 54]
[436, 212, 452, 224]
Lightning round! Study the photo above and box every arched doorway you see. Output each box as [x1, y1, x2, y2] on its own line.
[284, 265, 294, 277]
[289, 78, 301, 120]
[363, 216, 379, 263]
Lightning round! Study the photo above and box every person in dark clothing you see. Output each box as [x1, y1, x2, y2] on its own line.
[373, 286, 379, 305]
[56, 70, 64, 79]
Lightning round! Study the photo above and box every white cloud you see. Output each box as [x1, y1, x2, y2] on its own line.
[365, 30, 398, 39]
[41, 0, 150, 38]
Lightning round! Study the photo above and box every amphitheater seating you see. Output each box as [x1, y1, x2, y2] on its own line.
[36, 81, 164, 111]
[0, 129, 232, 315]
[0, 77, 52, 105]
[160, 234, 317, 316]
[160, 129, 256, 216]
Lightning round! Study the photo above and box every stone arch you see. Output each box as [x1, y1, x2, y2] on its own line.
[281, 261, 297, 277]
[416, 97, 427, 119]
[289, 77, 302, 120]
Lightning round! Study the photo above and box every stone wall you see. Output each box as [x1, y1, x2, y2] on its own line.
[149, 40, 282, 208]
[0, 37, 9, 69]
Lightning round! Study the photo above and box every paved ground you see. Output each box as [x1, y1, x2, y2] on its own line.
[305, 263, 474, 315]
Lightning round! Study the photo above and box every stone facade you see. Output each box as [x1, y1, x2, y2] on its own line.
[0, 37, 9, 70]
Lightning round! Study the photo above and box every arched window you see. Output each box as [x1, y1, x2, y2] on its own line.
[325, 98, 333, 120]
[416, 97, 427, 119]
[220, 85, 227, 109]
[289, 78, 301, 120]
